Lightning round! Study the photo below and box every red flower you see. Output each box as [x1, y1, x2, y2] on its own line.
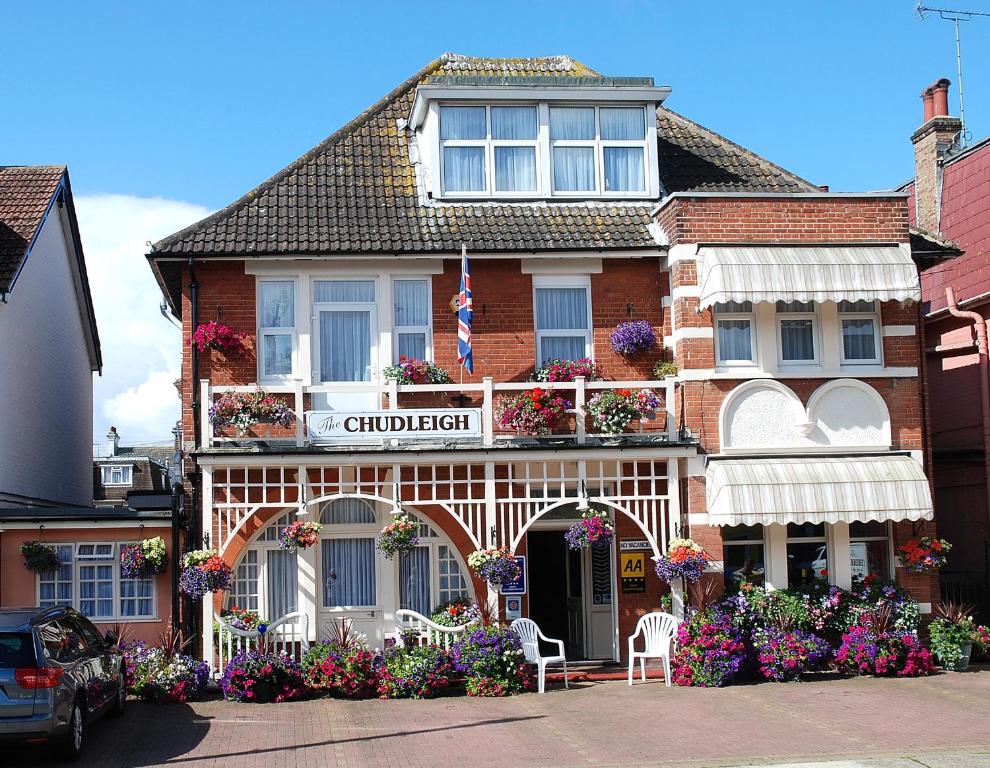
[616, 388, 631, 397]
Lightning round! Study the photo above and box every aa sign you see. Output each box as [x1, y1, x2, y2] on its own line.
[620, 551, 646, 593]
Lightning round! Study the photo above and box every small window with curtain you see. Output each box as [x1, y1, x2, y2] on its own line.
[838, 300, 881, 365]
[393, 278, 432, 362]
[258, 280, 296, 379]
[534, 279, 592, 366]
[776, 301, 819, 364]
[714, 301, 756, 365]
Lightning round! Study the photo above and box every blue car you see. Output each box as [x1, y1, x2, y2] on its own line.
[0, 606, 126, 760]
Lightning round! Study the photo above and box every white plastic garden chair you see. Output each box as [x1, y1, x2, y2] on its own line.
[627, 611, 677, 687]
[510, 618, 567, 694]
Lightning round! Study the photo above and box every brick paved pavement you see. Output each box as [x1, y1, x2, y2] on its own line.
[7, 670, 990, 768]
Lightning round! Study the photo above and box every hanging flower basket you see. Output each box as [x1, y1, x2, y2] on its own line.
[179, 549, 233, 599]
[654, 538, 711, 584]
[468, 546, 520, 586]
[585, 388, 660, 434]
[897, 536, 951, 573]
[278, 521, 322, 552]
[192, 321, 249, 357]
[119, 537, 169, 579]
[376, 514, 419, 559]
[534, 358, 600, 383]
[494, 388, 572, 436]
[20, 541, 61, 574]
[653, 360, 678, 379]
[382, 357, 453, 385]
[209, 391, 295, 434]
[564, 507, 615, 550]
[609, 320, 657, 357]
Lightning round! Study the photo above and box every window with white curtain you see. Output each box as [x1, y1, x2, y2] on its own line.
[776, 301, 819, 364]
[313, 280, 376, 384]
[714, 301, 756, 365]
[838, 300, 881, 364]
[393, 278, 432, 362]
[39, 542, 154, 620]
[226, 513, 298, 619]
[101, 465, 133, 486]
[258, 280, 296, 380]
[440, 105, 538, 194]
[534, 278, 592, 366]
[398, 519, 471, 615]
[550, 105, 647, 194]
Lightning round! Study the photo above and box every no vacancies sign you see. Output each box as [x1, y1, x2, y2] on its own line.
[307, 408, 482, 442]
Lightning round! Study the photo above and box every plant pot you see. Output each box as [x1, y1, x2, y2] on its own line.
[939, 643, 972, 672]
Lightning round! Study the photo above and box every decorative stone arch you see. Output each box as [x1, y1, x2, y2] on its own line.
[509, 497, 663, 557]
[718, 379, 810, 453]
[806, 379, 891, 450]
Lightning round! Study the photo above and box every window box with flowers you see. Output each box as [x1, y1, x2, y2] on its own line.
[382, 356, 452, 385]
[533, 358, 600, 383]
[209, 391, 295, 437]
[585, 388, 659, 435]
[192, 321, 249, 357]
[494, 388, 572, 436]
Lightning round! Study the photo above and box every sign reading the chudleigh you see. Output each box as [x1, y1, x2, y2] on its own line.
[307, 408, 482, 442]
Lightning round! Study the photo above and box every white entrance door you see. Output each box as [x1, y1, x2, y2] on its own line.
[313, 280, 378, 411]
[583, 544, 615, 659]
[320, 536, 381, 644]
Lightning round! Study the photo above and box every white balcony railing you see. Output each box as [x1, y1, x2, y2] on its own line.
[199, 375, 679, 449]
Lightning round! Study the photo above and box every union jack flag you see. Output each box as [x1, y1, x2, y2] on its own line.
[457, 245, 474, 374]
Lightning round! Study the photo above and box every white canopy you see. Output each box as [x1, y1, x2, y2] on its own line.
[696, 245, 920, 309]
[706, 454, 933, 527]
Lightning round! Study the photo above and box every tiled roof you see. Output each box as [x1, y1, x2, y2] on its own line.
[0, 166, 66, 294]
[151, 54, 817, 308]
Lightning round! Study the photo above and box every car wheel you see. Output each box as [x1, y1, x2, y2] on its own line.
[60, 701, 84, 760]
[110, 668, 127, 717]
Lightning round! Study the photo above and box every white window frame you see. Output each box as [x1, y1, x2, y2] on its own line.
[838, 300, 883, 366]
[257, 278, 298, 383]
[101, 464, 133, 486]
[713, 301, 757, 366]
[850, 520, 894, 581]
[395, 518, 473, 614]
[532, 275, 594, 368]
[439, 104, 541, 198]
[776, 301, 820, 366]
[721, 525, 766, 586]
[391, 276, 434, 363]
[312, 278, 379, 385]
[37, 542, 157, 621]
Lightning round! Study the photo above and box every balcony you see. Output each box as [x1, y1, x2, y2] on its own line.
[198, 376, 680, 451]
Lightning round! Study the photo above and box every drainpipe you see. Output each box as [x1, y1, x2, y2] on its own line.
[189, 255, 200, 448]
[945, 287, 990, 537]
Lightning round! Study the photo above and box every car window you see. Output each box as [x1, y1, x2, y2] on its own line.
[57, 619, 88, 660]
[74, 617, 104, 650]
[0, 632, 36, 668]
[39, 621, 70, 662]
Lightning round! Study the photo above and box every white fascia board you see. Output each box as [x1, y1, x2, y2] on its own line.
[409, 85, 671, 129]
[244, 259, 445, 276]
[676, 367, 919, 381]
[882, 325, 917, 337]
[0, 520, 171, 530]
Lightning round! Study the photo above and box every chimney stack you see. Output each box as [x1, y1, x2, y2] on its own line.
[106, 426, 120, 457]
[911, 78, 961, 234]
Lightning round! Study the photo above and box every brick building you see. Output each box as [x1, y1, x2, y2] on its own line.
[904, 78, 990, 617]
[148, 54, 936, 666]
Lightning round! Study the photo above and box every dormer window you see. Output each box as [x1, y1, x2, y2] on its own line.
[550, 106, 646, 193]
[440, 105, 539, 194]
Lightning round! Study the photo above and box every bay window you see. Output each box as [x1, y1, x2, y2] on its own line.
[534, 277, 592, 365]
[838, 300, 881, 365]
[393, 278, 432, 361]
[259, 280, 296, 379]
[776, 301, 818, 364]
[714, 301, 756, 365]
[38, 542, 156, 620]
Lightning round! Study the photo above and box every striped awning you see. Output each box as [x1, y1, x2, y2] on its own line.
[697, 245, 920, 309]
[706, 455, 933, 527]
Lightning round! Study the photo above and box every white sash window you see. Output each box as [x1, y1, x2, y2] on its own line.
[714, 301, 756, 365]
[776, 301, 819, 365]
[534, 276, 593, 366]
[393, 278, 432, 362]
[259, 280, 296, 380]
[838, 300, 881, 365]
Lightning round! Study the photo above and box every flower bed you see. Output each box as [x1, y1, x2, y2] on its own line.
[192, 321, 248, 356]
[209, 391, 295, 434]
[585, 388, 659, 434]
[534, 358, 599, 383]
[119, 537, 169, 579]
[450, 626, 533, 697]
[654, 538, 711, 584]
[672, 607, 747, 687]
[302, 646, 381, 698]
[751, 627, 831, 682]
[928, 602, 990, 670]
[431, 599, 481, 628]
[377, 645, 452, 699]
[179, 549, 232, 599]
[897, 536, 951, 573]
[279, 521, 322, 552]
[494, 388, 571, 436]
[467, 547, 520, 585]
[609, 320, 657, 357]
[834, 617, 934, 677]
[564, 508, 615, 550]
[19, 541, 61, 574]
[382, 356, 452, 385]
[124, 642, 210, 704]
[220, 649, 307, 703]
[377, 514, 419, 559]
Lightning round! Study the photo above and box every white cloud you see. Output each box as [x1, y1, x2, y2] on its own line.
[75, 194, 211, 443]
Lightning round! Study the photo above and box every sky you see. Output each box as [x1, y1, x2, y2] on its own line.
[4, 0, 990, 443]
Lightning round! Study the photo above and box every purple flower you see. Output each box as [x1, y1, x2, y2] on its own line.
[609, 320, 657, 357]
